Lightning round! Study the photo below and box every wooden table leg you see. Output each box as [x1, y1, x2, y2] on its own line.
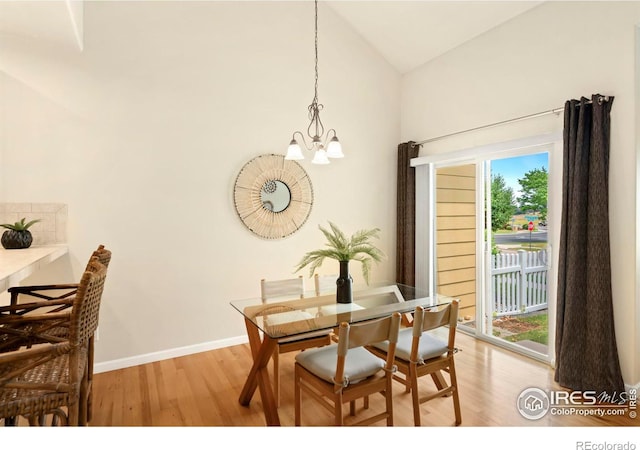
[238, 317, 280, 426]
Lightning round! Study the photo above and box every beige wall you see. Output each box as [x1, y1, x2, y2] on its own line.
[402, 2, 639, 386]
[0, 1, 400, 365]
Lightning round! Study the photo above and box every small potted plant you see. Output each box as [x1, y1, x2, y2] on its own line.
[294, 221, 384, 303]
[0, 218, 41, 249]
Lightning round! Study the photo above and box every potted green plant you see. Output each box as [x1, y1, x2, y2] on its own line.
[294, 221, 384, 303]
[0, 218, 41, 249]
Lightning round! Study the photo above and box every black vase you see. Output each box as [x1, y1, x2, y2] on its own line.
[336, 260, 353, 304]
[1, 230, 33, 249]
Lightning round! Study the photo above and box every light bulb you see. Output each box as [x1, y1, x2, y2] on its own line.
[326, 136, 344, 158]
[311, 148, 330, 165]
[285, 139, 304, 160]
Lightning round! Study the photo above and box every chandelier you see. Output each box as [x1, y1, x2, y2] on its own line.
[285, 0, 343, 165]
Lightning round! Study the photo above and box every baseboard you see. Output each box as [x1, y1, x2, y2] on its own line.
[94, 335, 249, 374]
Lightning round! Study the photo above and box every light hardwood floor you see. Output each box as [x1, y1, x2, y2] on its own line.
[89, 330, 638, 427]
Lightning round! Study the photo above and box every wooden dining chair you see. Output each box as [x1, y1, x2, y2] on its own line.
[367, 300, 461, 426]
[0, 244, 112, 425]
[0, 258, 108, 426]
[260, 276, 332, 406]
[294, 312, 401, 426]
[313, 274, 337, 297]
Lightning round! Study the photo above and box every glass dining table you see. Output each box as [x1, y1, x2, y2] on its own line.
[230, 282, 454, 426]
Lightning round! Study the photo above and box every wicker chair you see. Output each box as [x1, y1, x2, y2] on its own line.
[0, 245, 111, 425]
[6, 244, 111, 311]
[0, 258, 108, 426]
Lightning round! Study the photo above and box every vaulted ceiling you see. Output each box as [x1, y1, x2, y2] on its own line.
[326, 1, 542, 74]
[0, 0, 83, 50]
[0, 1, 542, 74]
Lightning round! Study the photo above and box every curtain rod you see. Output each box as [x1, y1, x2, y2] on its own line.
[412, 96, 609, 147]
[413, 108, 563, 146]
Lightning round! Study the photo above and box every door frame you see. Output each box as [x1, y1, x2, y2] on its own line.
[412, 132, 562, 365]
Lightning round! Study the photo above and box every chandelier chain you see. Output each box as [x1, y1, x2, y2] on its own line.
[314, 0, 319, 105]
[286, 0, 342, 164]
[307, 0, 323, 139]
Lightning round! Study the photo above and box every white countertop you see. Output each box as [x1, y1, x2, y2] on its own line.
[0, 244, 69, 292]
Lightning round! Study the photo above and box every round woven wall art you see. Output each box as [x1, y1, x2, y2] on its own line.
[233, 154, 313, 239]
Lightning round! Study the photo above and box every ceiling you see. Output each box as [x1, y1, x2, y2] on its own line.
[0, 0, 82, 50]
[0, 1, 542, 73]
[326, 1, 543, 74]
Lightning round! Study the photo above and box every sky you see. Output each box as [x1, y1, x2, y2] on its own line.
[491, 152, 548, 199]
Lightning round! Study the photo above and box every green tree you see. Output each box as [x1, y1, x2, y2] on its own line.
[491, 174, 516, 231]
[517, 167, 548, 221]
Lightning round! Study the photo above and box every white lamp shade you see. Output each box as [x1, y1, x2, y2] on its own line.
[326, 138, 344, 158]
[285, 140, 304, 160]
[311, 148, 330, 165]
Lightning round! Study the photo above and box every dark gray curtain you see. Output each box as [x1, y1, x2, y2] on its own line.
[396, 141, 419, 285]
[555, 94, 624, 397]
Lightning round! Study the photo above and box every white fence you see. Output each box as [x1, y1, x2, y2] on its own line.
[491, 249, 549, 316]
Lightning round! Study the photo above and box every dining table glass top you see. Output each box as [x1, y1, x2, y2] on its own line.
[230, 282, 453, 339]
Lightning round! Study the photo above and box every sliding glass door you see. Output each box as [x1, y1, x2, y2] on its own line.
[481, 153, 551, 359]
[414, 136, 560, 364]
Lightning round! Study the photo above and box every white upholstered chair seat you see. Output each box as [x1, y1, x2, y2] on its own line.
[264, 310, 331, 343]
[372, 328, 448, 363]
[366, 302, 462, 426]
[295, 344, 385, 385]
[264, 310, 314, 326]
[294, 312, 401, 426]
